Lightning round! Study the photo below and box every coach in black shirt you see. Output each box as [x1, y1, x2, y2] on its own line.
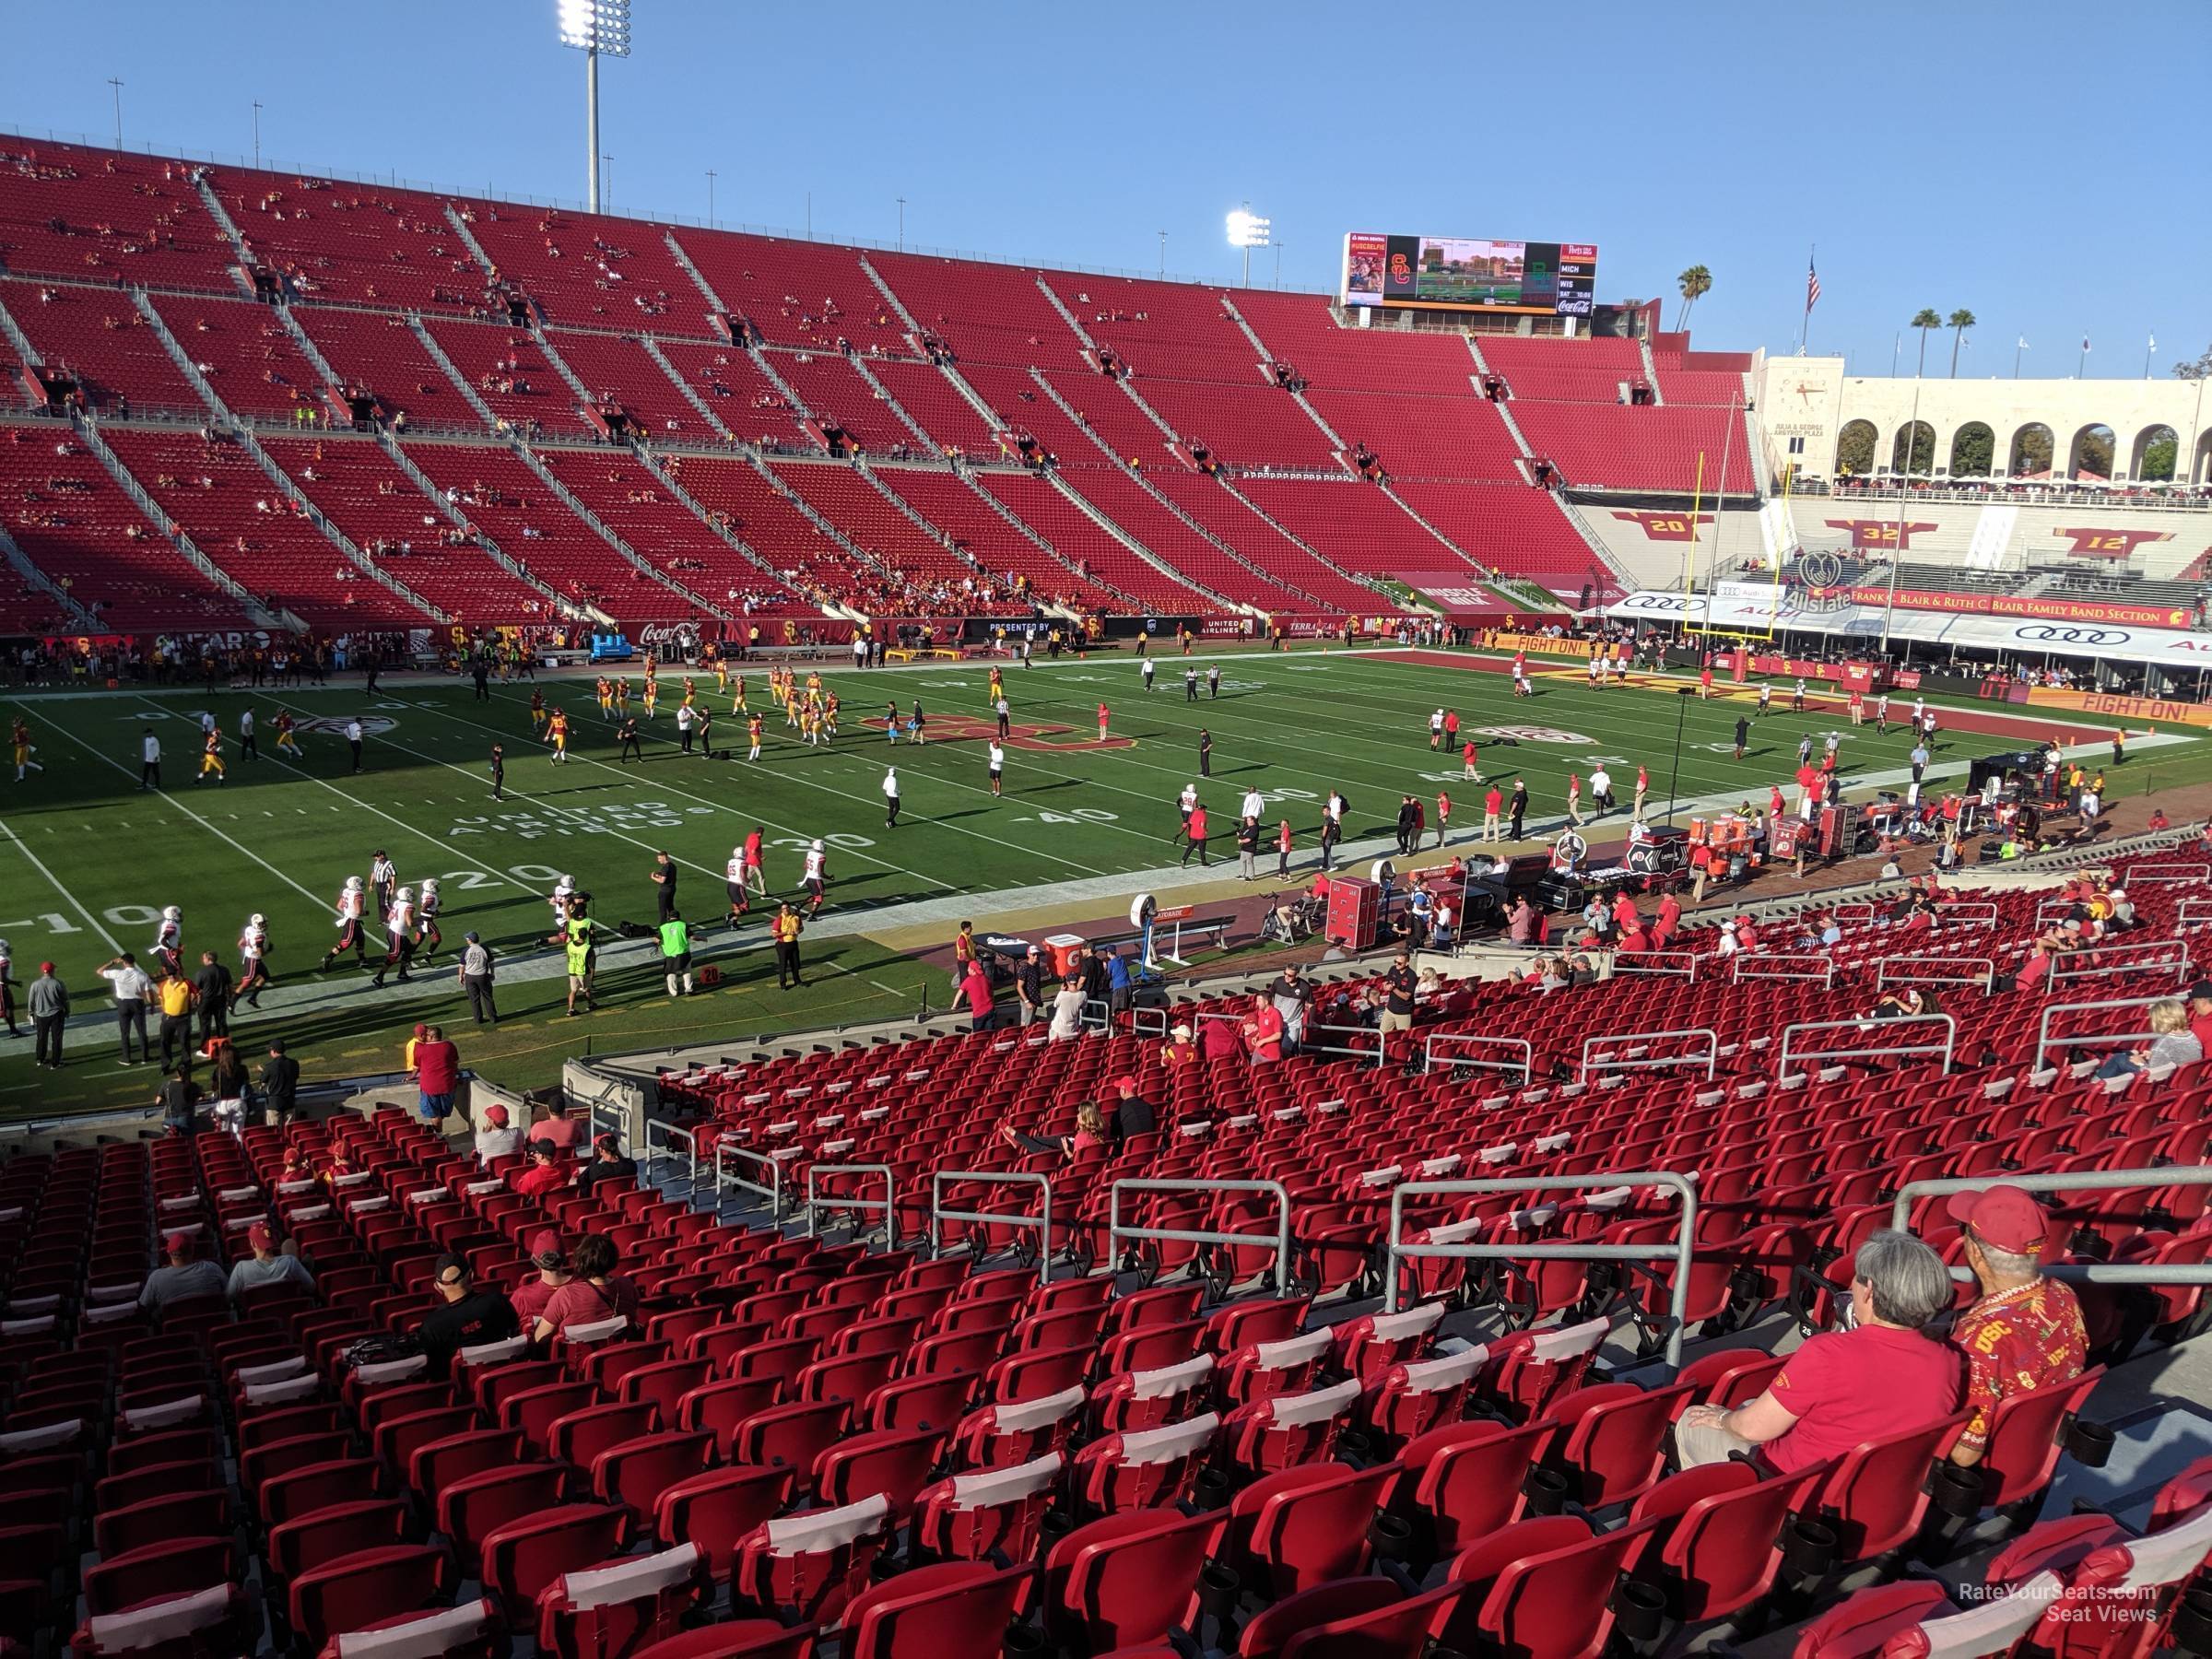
[260, 1041, 300, 1124]
[418, 1255, 518, 1376]
[193, 952, 234, 1043]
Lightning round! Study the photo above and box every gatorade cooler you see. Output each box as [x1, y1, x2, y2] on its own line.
[1325, 877, 1380, 950]
[1043, 933, 1088, 977]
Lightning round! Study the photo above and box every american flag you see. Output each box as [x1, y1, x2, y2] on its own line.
[1806, 256, 1821, 310]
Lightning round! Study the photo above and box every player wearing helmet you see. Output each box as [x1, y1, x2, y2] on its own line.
[0, 935, 15, 1037]
[235, 913, 271, 1008]
[416, 877, 442, 960]
[801, 838, 829, 915]
[321, 875, 369, 971]
[153, 905, 183, 978]
[371, 885, 417, 988]
[724, 844, 751, 929]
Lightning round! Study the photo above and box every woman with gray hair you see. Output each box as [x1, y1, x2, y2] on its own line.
[1676, 1230, 1963, 1472]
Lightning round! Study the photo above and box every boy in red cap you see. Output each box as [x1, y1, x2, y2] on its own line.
[511, 1230, 571, 1326]
[1945, 1185, 2087, 1466]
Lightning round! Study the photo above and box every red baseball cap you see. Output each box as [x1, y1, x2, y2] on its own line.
[162, 1230, 194, 1257]
[1946, 1185, 2048, 1256]
[530, 1229, 565, 1265]
[484, 1103, 509, 1126]
[1113, 1076, 1138, 1093]
[247, 1222, 274, 1251]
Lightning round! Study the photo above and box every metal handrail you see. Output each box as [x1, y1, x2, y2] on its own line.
[806, 1162, 896, 1245]
[1130, 1006, 1169, 1039]
[1777, 1012, 1957, 1079]
[643, 1122, 698, 1196]
[2047, 939, 2191, 989]
[1109, 1177, 1291, 1294]
[930, 1170, 1053, 1286]
[2034, 994, 2171, 1066]
[713, 1138, 785, 1218]
[1581, 1026, 1719, 1083]
[2177, 899, 2212, 929]
[1892, 1167, 2212, 1288]
[1422, 1032, 1535, 1085]
[1610, 950, 1699, 981]
[1079, 996, 1112, 1034]
[1931, 902, 2000, 929]
[2123, 863, 2209, 885]
[1877, 954, 1996, 994]
[1301, 1020, 1386, 1068]
[1383, 1171, 1700, 1370]
[1732, 953, 1836, 986]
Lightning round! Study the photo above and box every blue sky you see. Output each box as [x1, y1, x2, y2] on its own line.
[7, 1, 2206, 380]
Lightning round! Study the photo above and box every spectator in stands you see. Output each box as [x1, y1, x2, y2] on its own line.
[2108, 888, 2136, 930]
[414, 1024, 459, 1127]
[959, 958, 996, 1031]
[2094, 998, 2200, 1080]
[260, 1041, 300, 1128]
[2013, 940, 2055, 994]
[1107, 1076, 1155, 1141]
[1049, 973, 1088, 1041]
[1000, 1101, 1106, 1160]
[1160, 1022, 1201, 1075]
[138, 1230, 229, 1312]
[530, 1100, 582, 1153]
[512, 1141, 569, 1199]
[474, 1101, 522, 1162]
[420, 1255, 519, 1377]
[1508, 895, 1540, 947]
[1243, 993, 1286, 1063]
[158, 1064, 204, 1137]
[1379, 952, 1417, 1038]
[512, 1230, 571, 1329]
[534, 1231, 639, 1341]
[226, 1222, 312, 1300]
[573, 1133, 639, 1195]
[1944, 1185, 2086, 1467]
[1676, 1230, 1960, 1471]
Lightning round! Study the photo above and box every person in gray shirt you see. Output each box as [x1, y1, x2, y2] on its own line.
[26, 961, 67, 1068]
[226, 1222, 313, 1300]
[138, 1230, 229, 1312]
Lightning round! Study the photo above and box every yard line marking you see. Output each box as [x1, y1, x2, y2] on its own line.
[0, 813, 125, 954]
[8, 702, 328, 912]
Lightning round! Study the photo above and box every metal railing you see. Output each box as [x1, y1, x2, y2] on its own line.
[713, 1139, 786, 1218]
[1109, 1178, 1291, 1295]
[2047, 939, 2192, 989]
[1581, 1026, 1719, 1084]
[1777, 1012, 1957, 1079]
[1732, 953, 1836, 986]
[1383, 1172, 1700, 1369]
[1130, 1006, 1170, 1040]
[2034, 994, 2172, 1068]
[1610, 950, 1700, 982]
[1877, 954, 1997, 994]
[2122, 863, 2208, 886]
[930, 1171, 1053, 1285]
[1300, 1020, 1387, 1068]
[806, 1162, 896, 1245]
[1423, 1033, 1535, 1085]
[1892, 1168, 2212, 1288]
[2177, 899, 2212, 929]
[1931, 902, 2000, 930]
[643, 1122, 698, 1197]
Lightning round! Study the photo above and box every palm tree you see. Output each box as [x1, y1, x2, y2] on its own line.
[1947, 309, 1977, 378]
[1910, 309, 1943, 376]
[1675, 265, 1712, 332]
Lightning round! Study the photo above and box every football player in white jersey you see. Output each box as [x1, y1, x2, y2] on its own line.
[321, 875, 369, 971]
[236, 913, 271, 1009]
[152, 905, 183, 978]
[416, 877, 442, 961]
[371, 886, 417, 987]
[800, 839, 829, 915]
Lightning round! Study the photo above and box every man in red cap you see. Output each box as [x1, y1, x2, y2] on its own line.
[1107, 1075, 1154, 1142]
[1945, 1184, 2087, 1467]
[511, 1230, 571, 1327]
[138, 1229, 228, 1312]
[226, 1222, 312, 1299]
[474, 1101, 522, 1162]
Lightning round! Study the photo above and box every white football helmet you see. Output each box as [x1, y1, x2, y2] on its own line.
[161, 905, 182, 923]
[249, 913, 265, 928]
[0, 938, 10, 956]
[395, 886, 414, 903]
[420, 877, 438, 894]
[345, 875, 364, 890]
[811, 839, 824, 852]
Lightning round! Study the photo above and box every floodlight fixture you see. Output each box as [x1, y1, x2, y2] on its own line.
[1226, 207, 1271, 287]
[556, 0, 630, 213]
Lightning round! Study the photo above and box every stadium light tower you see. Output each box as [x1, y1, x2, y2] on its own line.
[1226, 206, 1270, 288]
[556, 0, 630, 214]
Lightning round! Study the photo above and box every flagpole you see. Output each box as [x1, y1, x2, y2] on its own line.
[2078, 337, 2088, 380]
[2145, 335, 2155, 381]
[2015, 336, 2025, 380]
[1797, 244, 1815, 357]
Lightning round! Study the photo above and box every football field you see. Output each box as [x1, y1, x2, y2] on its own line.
[0, 646, 2198, 1118]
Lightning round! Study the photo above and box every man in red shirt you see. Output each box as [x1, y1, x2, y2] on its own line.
[2191, 982, 2212, 1053]
[529, 1100, 583, 1153]
[414, 1025, 460, 1127]
[1654, 892, 1682, 947]
[1610, 892, 1640, 936]
[741, 827, 766, 896]
[511, 1229, 571, 1326]
[1462, 739, 1480, 780]
[512, 1142, 569, 1199]
[1945, 1186, 2087, 1466]
[1241, 994, 1285, 1064]
[1433, 792, 1451, 848]
[1181, 805, 1209, 866]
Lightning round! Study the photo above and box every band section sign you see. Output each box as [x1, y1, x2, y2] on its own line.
[1343, 233, 1597, 317]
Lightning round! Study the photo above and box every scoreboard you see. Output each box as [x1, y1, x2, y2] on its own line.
[1343, 233, 1598, 318]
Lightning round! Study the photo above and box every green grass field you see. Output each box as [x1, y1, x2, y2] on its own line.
[1, 646, 2201, 1119]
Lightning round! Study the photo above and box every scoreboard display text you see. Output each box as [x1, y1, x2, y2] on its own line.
[1342, 232, 1597, 317]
